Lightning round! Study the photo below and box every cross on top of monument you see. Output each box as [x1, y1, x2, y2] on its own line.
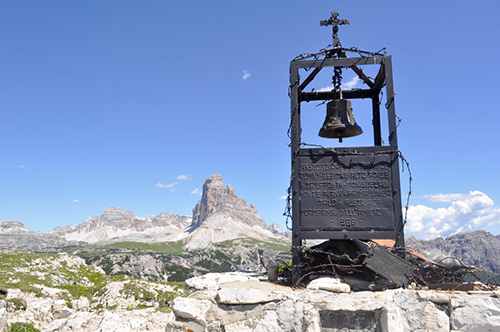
[320, 11, 350, 48]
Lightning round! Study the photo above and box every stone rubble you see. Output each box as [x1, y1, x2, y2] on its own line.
[0, 280, 180, 332]
[167, 271, 500, 332]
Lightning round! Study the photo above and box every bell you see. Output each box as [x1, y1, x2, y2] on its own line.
[318, 99, 363, 141]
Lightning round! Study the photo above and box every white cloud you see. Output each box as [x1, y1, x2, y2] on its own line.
[342, 76, 361, 90]
[407, 190, 500, 239]
[72, 199, 80, 203]
[318, 76, 361, 92]
[176, 174, 192, 181]
[242, 70, 251, 81]
[17, 164, 26, 168]
[279, 195, 290, 200]
[156, 182, 179, 190]
[318, 85, 333, 92]
[191, 188, 201, 195]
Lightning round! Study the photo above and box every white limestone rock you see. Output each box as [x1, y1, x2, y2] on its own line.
[306, 277, 351, 293]
[216, 287, 283, 304]
[171, 297, 212, 327]
[25, 297, 54, 323]
[224, 310, 282, 332]
[64, 311, 94, 330]
[5, 289, 24, 300]
[416, 290, 451, 304]
[422, 301, 449, 332]
[52, 299, 73, 319]
[451, 294, 500, 331]
[0, 307, 7, 332]
[184, 271, 263, 292]
[71, 297, 90, 312]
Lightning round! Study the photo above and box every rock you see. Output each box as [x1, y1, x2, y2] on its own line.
[65, 311, 94, 330]
[0, 307, 7, 332]
[52, 299, 73, 319]
[224, 310, 282, 332]
[422, 301, 449, 332]
[5, 289, 24, 300]
[184, 271, 263, 292]
[71, 297, 90, 312]
[451, 294, 500, 331]
[25, 297, 54, 323]
[216, 286, 283, 305]
[416, 290, 451, 304]
[171, 297, 212, 327]
[43, 318, 68, 331]
[306, 277, 351, 293]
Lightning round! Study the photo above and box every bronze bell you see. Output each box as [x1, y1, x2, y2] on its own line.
[318, 99, 363, 141]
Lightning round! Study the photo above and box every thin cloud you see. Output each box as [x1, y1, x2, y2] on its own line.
[17, 164, 26, 168]
[318, 76, 361, 92]
[406, 190, 500, 239]
[242, 70, 251, 81]
[72, 199, 80, 203]
[156, 182, 179, 190]
[318, 85, 333, 92]
[176, 174, 192, 181]
[191, 188, 201, 195]
[279, 195, 290, 200]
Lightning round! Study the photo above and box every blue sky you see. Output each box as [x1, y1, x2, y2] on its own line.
[1, 1, 499, 239]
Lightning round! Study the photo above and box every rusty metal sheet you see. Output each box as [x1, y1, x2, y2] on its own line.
[364, 243, 413, 287]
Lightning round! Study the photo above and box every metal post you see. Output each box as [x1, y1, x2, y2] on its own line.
[290, 62, 302, 285]
[372, 93, 382, 146]
[384, 55, 405, 249]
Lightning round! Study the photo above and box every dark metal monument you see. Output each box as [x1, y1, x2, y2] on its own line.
[289, 12, 405, 285]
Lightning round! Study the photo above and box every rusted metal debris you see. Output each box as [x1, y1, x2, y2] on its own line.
[284, 239, 499, 291]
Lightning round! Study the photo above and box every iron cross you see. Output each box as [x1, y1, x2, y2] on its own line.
[320, 11, 350, 48]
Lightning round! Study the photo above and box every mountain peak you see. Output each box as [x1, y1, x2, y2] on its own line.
[101, 207, 136, 223]
[205, 173, 223, 187]
[0, 220, 28, 234]
[187, 174, 272, 249]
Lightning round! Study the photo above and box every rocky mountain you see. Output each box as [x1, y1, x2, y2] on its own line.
[49, 207, 192, 244]
[29, 173, 285, 249]
[186, 174, 280, 249]
[0, 221, 27, 234]
[406, 230, 500, 273]
[0, 221, 83, 253]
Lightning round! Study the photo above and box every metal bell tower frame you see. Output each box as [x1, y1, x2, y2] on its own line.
[289, 12, 405, 284]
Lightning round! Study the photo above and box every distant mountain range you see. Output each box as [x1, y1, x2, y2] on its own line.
[1, 173, 499, 276]
[406, 230, 500, 274]
[0, 174, 290, 251]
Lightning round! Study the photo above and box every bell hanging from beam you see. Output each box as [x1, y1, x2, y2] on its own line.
[318, 99, 363, 142]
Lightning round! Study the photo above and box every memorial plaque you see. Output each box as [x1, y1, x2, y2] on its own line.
[298, 147, 397, 232]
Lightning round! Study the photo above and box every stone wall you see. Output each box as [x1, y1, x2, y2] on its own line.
[168, 272, 500, 332]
